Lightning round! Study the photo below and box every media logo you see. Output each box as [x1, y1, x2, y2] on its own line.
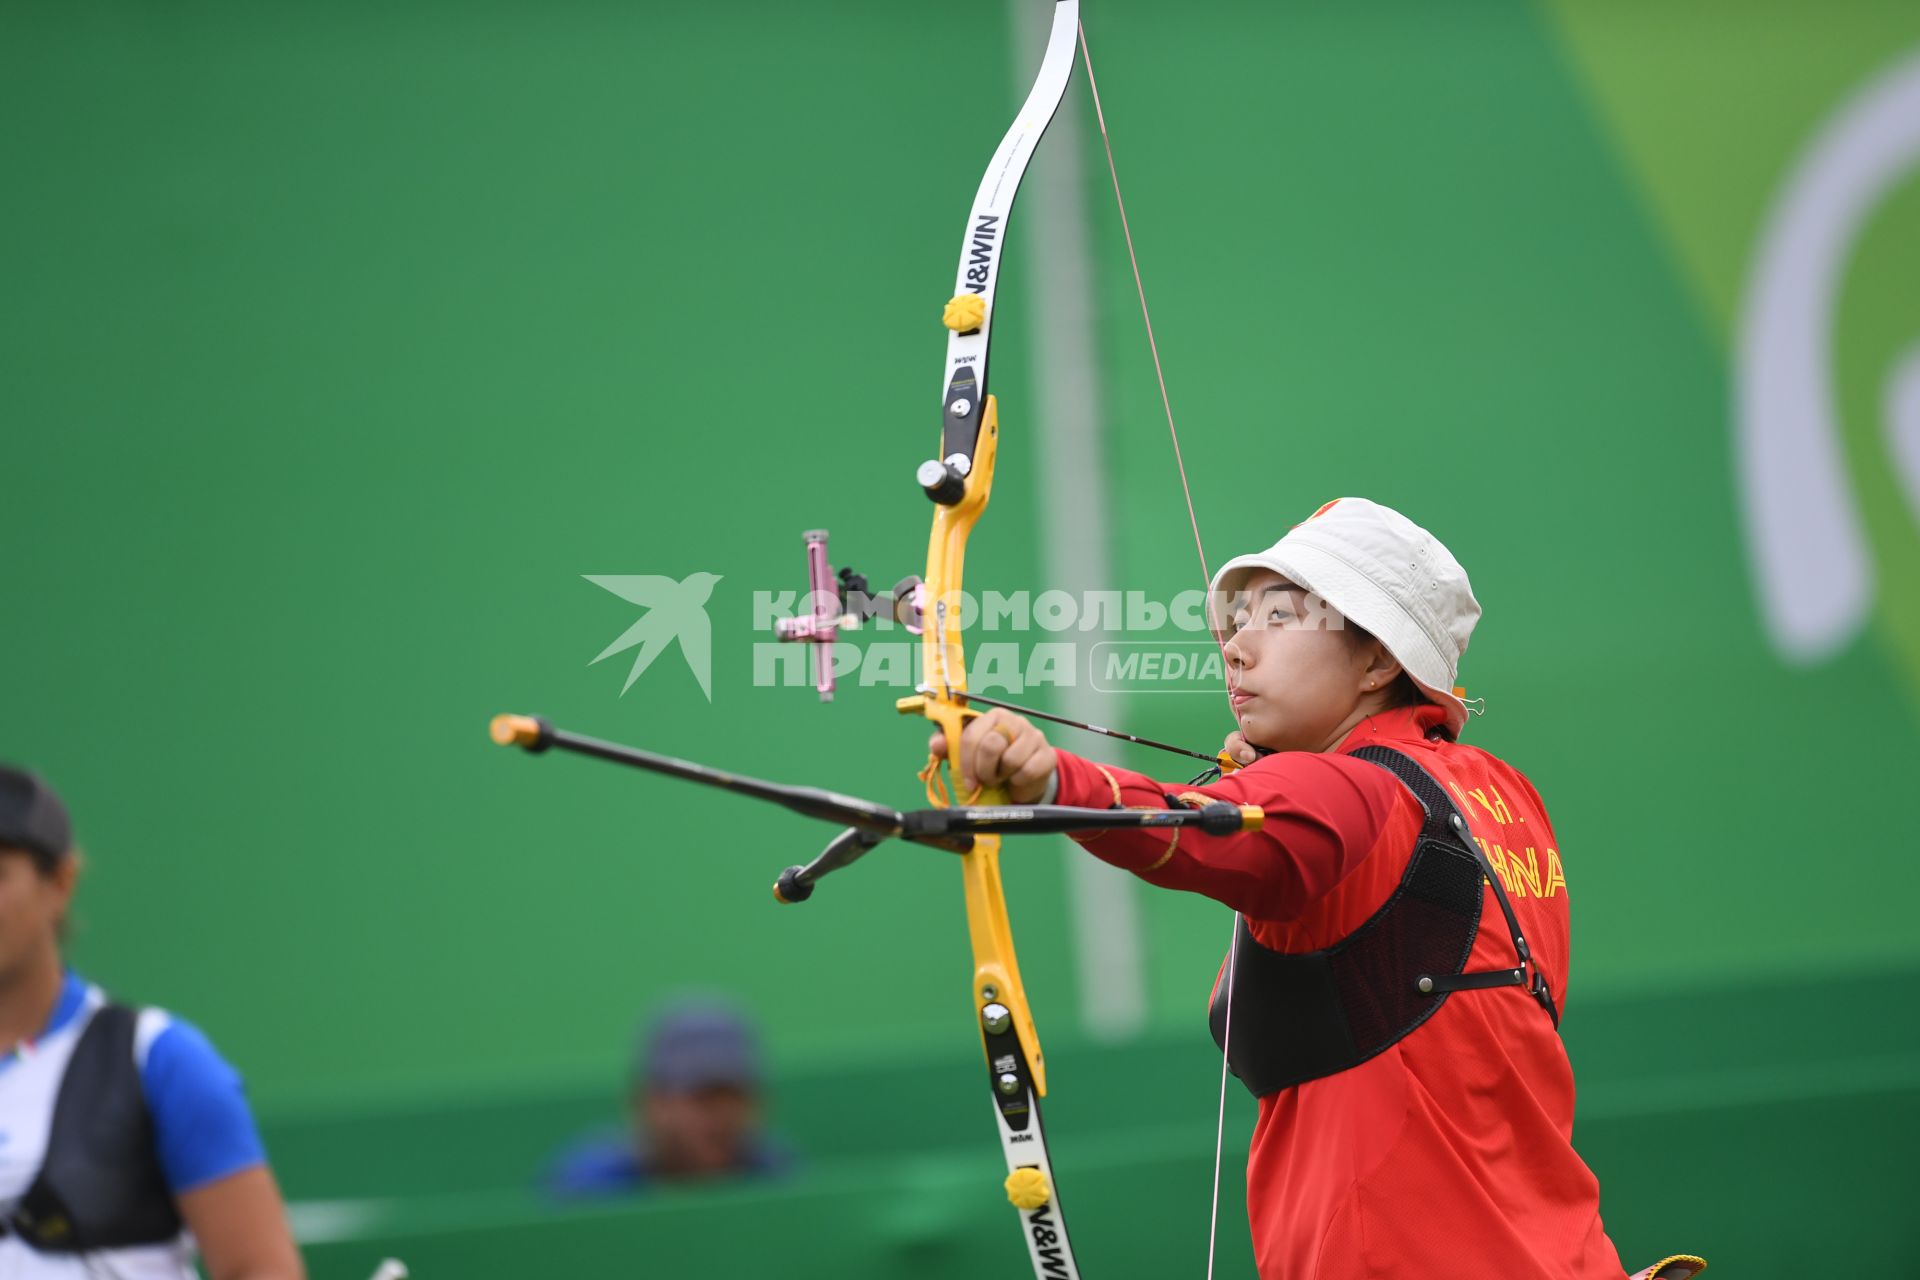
[585, 572, 722, 699]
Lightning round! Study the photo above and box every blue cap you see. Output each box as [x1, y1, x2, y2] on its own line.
[638, 1000, 761, 1093]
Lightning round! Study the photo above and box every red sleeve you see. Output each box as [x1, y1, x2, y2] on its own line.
[1054, 749, 1408, 922]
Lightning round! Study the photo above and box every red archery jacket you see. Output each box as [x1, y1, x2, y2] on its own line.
[1055, 704, 1627, 1280]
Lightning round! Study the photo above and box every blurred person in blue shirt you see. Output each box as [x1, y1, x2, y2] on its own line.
[545, 998, 789, 1197]
[0, 765, 302, 1280]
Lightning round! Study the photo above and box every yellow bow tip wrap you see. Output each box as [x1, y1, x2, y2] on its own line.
[943, 293, 987, 333]
[1003, 1167, 1053, 1210]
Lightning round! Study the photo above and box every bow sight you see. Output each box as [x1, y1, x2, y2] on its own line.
[771, 529, 924, 701]
[771, 527, 1243, 779]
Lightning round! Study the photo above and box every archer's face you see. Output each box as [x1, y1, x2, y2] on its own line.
[0, 847, 73, 982]
[1221, 571, 1378, 754]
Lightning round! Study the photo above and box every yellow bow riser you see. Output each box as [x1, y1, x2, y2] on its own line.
[894, 393, 1050, 1101]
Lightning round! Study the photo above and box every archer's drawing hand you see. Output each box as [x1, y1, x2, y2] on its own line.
[929, 708, 1059, 804]
[1222, 730, 1260, 768]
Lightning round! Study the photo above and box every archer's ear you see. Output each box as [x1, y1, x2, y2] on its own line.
[1362, 641, 1404, 690]
[51, 850, 81, 897]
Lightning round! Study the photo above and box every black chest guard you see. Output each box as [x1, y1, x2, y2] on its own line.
[7, 1002, 183, 1252]
[1208, 747, 1559, 1098]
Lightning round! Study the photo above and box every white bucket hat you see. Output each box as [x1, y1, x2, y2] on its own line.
[1206, 497, 1481, 736]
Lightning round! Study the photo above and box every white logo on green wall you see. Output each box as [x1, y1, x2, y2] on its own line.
[1738, 49, 1920, 695]
[584, 573, 722, 699]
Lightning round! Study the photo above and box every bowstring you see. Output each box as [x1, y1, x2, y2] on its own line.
[1076, 23, 1211, 594]
[1077, 22, 1240, 1280]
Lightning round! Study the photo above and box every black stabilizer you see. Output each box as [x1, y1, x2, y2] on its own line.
[1197, 803, 1245, 835]
[774, 866, 814, 904]
[919, 459, 967, 505]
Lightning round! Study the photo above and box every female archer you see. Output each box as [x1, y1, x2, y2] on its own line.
[938, 496, 1702, 1280]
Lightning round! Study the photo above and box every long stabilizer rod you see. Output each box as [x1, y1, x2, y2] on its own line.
[489, 714, 1261, 901]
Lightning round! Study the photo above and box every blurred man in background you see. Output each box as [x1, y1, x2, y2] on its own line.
[0, 765, 303, 1280]
[545, 998, 789, 1197]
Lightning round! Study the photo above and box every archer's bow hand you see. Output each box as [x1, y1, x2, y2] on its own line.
[928, 707, 1058, 804]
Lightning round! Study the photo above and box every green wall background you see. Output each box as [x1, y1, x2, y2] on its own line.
[4, 0, 1916, 1274]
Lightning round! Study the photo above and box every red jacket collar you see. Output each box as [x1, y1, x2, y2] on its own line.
[1335, 703, 1451, 754]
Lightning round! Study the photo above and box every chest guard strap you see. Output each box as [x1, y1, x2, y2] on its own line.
[7, 1003, 183, 1252]
[1209, 747, 1558, 1098]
